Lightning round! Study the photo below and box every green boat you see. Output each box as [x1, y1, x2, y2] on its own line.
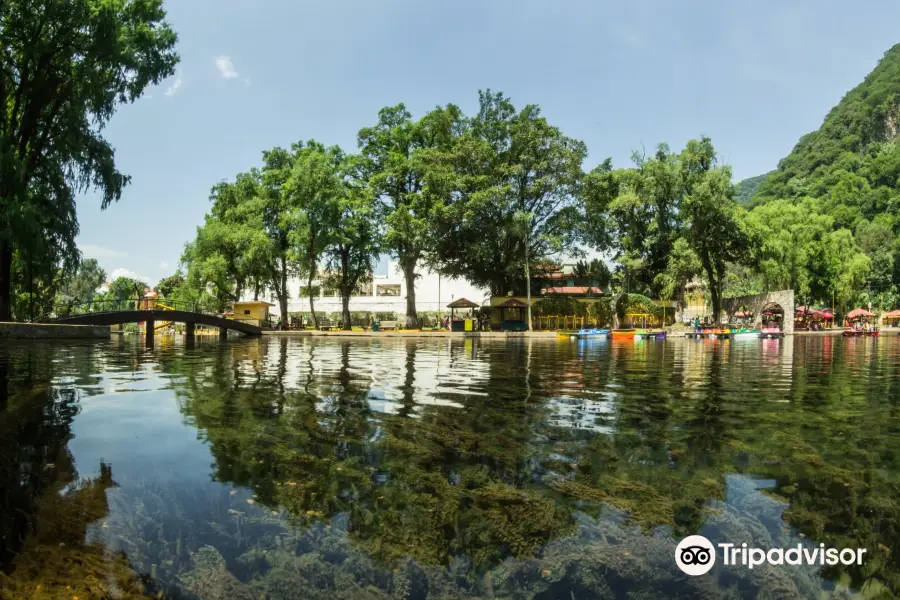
[729, 328, 761, 340]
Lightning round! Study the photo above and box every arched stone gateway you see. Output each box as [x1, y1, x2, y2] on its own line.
[721, 290, 795, 335]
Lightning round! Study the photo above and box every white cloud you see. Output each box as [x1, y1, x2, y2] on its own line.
[164, 70, 183, 96]
[215, 56, 239, 79]
[110, 268, 152, 284]
[81, 244, 128, 259]
[159, 261, 170, 269]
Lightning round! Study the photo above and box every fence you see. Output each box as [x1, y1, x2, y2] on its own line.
[31, 297, 226, 323]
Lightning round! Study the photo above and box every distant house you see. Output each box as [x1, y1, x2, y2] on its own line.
[232, 301, 275, 327]
[534, 264, 604, 297]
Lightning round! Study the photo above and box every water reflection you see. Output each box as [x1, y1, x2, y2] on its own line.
[0, 336, 898, 598]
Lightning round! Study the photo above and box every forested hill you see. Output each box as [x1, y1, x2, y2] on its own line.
[742, 42, 900, 311]
[754, 43, 900, 209]
[735, 172, 771, 206]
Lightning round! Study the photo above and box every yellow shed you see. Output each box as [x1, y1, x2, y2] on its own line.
[232, 301, 275, 326]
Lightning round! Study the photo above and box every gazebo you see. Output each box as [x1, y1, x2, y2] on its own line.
[497, 297, 529, 332]
[447, 297, 479, 332]
[846, 308, 874, 320]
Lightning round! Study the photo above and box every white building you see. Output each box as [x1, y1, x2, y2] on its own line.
[261, 260, 488, 318]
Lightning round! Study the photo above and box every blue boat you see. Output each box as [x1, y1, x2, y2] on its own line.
[570, 328, 610, 340]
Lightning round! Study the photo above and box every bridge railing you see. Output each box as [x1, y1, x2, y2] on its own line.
[32, 297, 227, 322]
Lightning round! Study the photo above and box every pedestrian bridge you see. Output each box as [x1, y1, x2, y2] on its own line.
[44, 309, 263, 337]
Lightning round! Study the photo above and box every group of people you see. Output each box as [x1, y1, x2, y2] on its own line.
[849, 319, 875, 332]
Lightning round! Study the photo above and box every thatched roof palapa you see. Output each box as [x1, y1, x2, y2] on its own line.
[447, 297, 479, 309]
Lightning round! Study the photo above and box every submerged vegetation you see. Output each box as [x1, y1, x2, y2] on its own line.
[1, 338, 898, 597]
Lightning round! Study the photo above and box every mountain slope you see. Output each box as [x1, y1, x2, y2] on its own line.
[756, 43, 900, 205]
[743, 43, 900, 312]
[734, 172, 771, 206]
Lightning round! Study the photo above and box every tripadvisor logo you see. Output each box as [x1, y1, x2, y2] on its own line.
[675, 535, 716, 576]
[675, 535, 867, 576]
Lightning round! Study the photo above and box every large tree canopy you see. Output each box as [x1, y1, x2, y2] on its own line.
[583, 138, 754, 319]
[285, 141, 344, 326]
[357, 103, 461, 328]
[0, 0, 179, 320]
[430, 90, 587, 303]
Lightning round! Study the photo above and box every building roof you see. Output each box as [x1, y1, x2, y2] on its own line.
[235, 300, 275, 306]
[544, 286, 603, 295]
[497, 298, 529, 308]
[447, 297, 479, 308]
[533, 272, 568, 280]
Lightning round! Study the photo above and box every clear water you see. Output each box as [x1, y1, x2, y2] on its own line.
[0, 335, 897, 599]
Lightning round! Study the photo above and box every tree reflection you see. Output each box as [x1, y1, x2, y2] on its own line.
[0, 344, 156, 598]
[157, 336, 900, 596]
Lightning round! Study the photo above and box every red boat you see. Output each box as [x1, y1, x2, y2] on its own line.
[842, 329, 879, 337]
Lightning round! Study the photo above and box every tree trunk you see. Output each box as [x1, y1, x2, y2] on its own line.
[524, 242, 532, 331]
[341, 248, 352, 330]
[611, 290, 625, 329]
[0, 241, 12, 322]
[402, 259, 418, 329]
[278, 258, 289, 325]
[701, 256, 721, 322]
[307, 269, 318, 328]
[341, 293, 351, 330]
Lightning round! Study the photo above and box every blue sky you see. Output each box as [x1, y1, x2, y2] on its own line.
[76, 0, 900, 285]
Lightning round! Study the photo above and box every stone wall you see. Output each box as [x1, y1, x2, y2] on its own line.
[0, 323, 110, 339]
[721, 290, 795, 335]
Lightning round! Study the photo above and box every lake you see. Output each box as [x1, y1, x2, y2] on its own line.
[0, 335, 897, 599]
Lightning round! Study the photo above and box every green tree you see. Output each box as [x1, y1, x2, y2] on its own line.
[259, 147, 306, 320]
[182, 172, 270, 309]
[285, 141, 344, 327]
[358, 104, 461, 328]
[653, 237, 700, 304]
[57, 258, 106, 306]
[155, 273, 184, 299]
[0, 0, 179, 320]
[431, 91, 586, 326]
[104, 276, 146, 310]
[573, 258, 611, 290]
[679, 138, 756, 319]
[325, 161, 380, 330]
[581, 146, 681, 296]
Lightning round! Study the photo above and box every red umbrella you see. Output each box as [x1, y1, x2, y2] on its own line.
[846, 308, 874, 319]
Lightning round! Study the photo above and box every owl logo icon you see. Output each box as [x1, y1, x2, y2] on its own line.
[675, 535, 716, 576]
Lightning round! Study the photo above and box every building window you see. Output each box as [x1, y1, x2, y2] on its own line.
[243, 309, 251, 315]
[376, 284, 401, 297]
[352, 282, 373, 297]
